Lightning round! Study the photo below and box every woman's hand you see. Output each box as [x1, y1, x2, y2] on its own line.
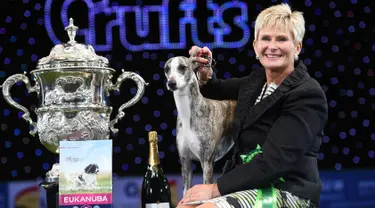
[189, 46, 212, 65]
[176, 204, 197, 208]
[178, 184, 221, 205]
[188, 46, 214, 83]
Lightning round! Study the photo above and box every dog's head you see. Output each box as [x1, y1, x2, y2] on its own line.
[164, 56, 198, 91]
[84, 164, 99, 174]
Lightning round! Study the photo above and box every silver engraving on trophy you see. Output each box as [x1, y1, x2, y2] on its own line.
[1, 18, 148, 183]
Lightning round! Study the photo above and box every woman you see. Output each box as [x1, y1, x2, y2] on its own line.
[177, 3, 327, 208]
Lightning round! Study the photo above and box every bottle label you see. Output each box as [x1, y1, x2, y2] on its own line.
[145, 202, 170, 208]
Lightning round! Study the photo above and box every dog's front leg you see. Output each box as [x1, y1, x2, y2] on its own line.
[181, 156, 193, 194]
[89, 181, 95, 189]
[201, 160, 214, 184]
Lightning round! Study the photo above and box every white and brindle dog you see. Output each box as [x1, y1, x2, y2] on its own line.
[164, 56, 236, 193]
[68, 163, 99, 191]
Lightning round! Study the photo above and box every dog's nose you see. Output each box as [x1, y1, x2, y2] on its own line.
[167, 80, 177, 90]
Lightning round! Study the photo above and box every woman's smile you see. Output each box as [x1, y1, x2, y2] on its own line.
[265, 53, 283, 59]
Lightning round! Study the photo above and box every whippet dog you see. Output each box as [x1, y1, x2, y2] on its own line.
[164, 56, 236, 193]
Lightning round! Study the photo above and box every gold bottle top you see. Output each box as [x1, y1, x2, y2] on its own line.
[148, 131, 158, 143]
[148, 131, 160, 166]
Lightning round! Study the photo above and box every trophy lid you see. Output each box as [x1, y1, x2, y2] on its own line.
[35, 18, 111, 71]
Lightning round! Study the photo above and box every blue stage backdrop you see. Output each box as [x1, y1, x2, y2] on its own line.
[0, 0, 374, 182]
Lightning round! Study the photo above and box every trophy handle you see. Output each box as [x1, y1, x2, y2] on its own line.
[109, 69, 148, 134]
[1, 72, 39, 135]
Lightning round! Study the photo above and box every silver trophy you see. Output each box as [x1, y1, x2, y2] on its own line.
[1, 19, 147, 185]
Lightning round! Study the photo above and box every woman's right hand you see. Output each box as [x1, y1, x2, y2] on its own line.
[188, 46, 213, 84]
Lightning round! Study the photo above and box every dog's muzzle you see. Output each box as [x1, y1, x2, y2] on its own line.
[167, 79, 177, 91]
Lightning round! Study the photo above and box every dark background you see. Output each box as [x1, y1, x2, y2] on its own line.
[0, 0, 374, 182]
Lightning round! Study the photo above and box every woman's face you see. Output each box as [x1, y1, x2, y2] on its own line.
[253, 25, 302, 71]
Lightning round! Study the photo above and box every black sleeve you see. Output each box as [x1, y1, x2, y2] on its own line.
[216, 86, 328, 195]
[200, 70, 248, 100]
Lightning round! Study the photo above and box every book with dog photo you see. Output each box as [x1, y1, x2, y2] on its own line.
[59, 140, 112, 207]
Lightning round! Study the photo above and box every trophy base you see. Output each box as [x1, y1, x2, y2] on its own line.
[40, 163, 59, 208]
[40, 182, 58, 208]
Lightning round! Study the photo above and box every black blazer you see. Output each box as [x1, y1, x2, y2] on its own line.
[201, 60, 328, 205]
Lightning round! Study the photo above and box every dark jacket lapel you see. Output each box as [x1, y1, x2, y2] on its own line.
[241, 60, 311, 129]
[234, 69, 266, 119]
[228, 69, 266, 157]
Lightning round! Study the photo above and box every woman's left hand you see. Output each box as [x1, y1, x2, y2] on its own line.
[178, 184, 221, 205]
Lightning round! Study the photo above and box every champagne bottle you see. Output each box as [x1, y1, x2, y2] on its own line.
[141, 131, 172, 208]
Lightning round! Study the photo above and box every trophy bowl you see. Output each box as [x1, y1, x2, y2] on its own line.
[1, 18, 148, 154]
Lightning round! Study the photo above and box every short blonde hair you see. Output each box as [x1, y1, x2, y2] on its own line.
[254, 3, 305, 44]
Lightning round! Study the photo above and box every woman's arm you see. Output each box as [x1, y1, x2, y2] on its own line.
[216, 84, 328, 195]
[188, 45, 248, 100]
[200, 72, 248, 100]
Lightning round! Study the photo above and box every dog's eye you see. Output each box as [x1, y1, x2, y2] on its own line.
[178, 65, 187, 72]
[164, 66, 170, 74]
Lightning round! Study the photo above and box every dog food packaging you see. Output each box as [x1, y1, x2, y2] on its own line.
[59, 140, 113, 207]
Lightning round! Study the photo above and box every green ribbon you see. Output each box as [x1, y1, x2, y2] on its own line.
[253, 185, 277, 208]
[240, 144, 263, 164]
[240, 144, 284, 208]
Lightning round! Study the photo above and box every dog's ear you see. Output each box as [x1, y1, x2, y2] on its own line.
[85, 164, 98, 173]
[164, 58, 173, 74]
[188, 57, 199, 73]
[84, 165, 91, 173]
